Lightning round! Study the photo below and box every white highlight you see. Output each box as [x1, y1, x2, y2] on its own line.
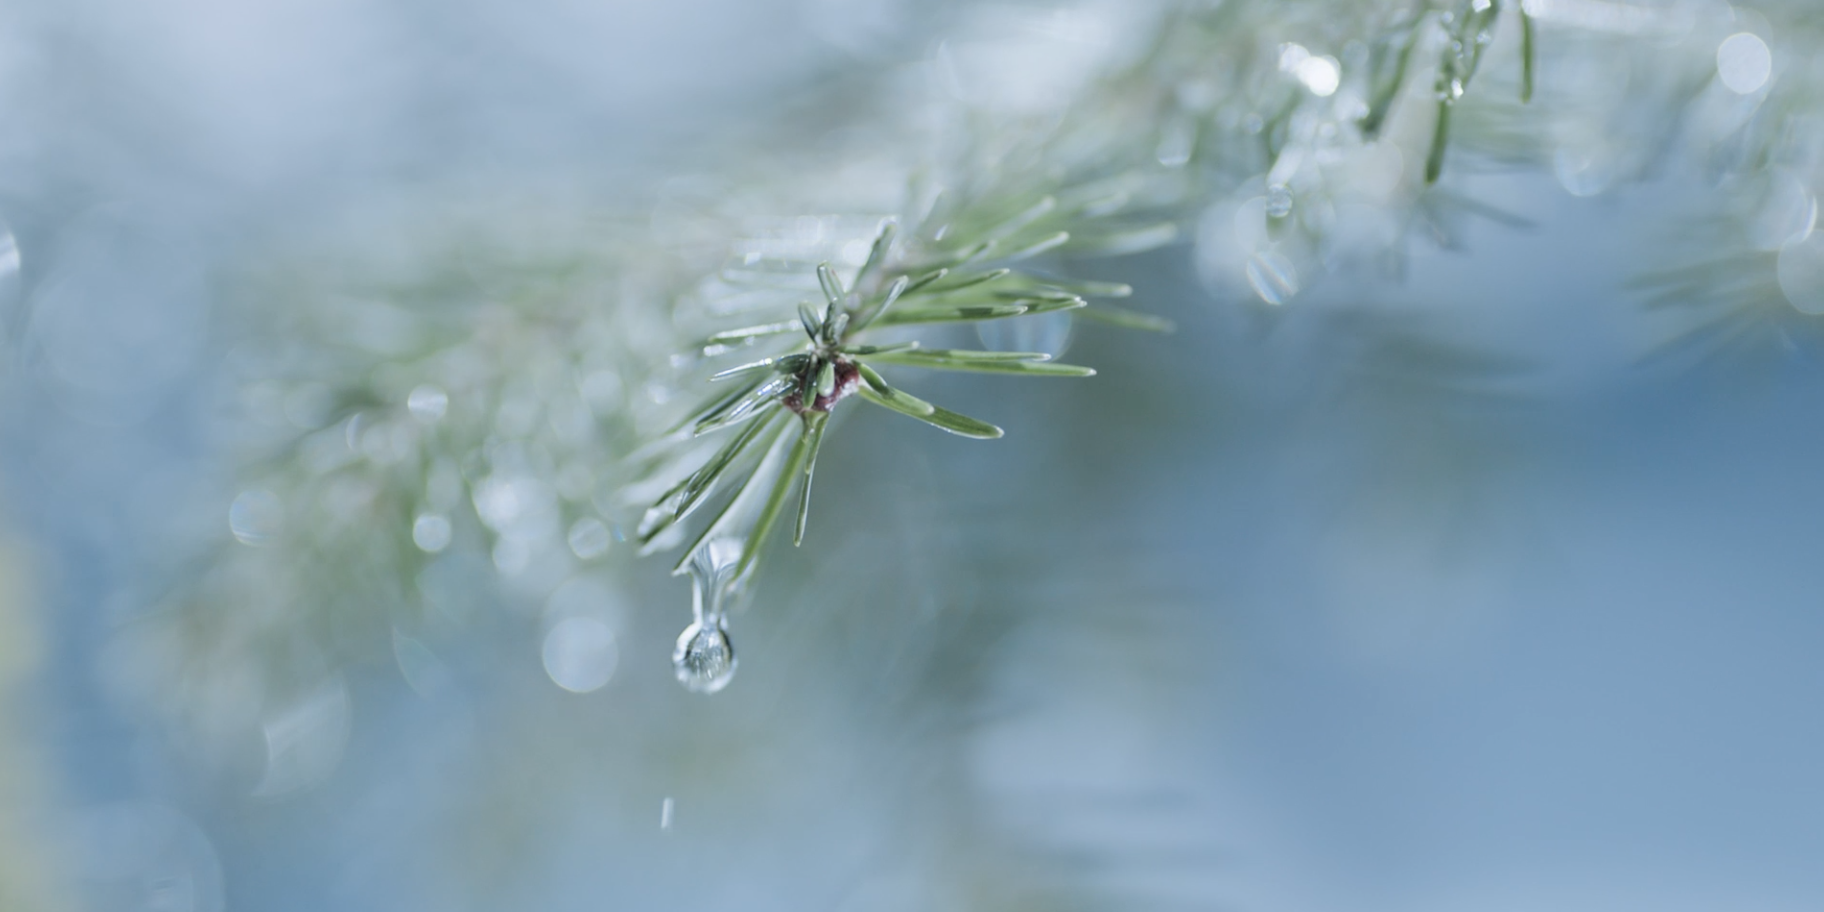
[1716, 33, 1771, 95]
[542, 616, 618, 693]
[1277, 43, 1341, 97]
[412, 513, 451, 553]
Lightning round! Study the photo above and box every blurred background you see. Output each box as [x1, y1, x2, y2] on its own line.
[1, 0, 1823, 910]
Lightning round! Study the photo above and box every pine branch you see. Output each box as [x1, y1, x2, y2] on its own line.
[105, 0, 1824, 713]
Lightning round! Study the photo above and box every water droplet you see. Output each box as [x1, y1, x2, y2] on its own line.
[660, 797, 675, 831]
[673, 619, 737, 693]
[1265, 185, 1294, 219]
[673, 540, 744, 693]
[407, 384, 448, 422]
[1449, 79, 1465, 101]
[413, 513, 452, 552]
[229, 490, 283, 545]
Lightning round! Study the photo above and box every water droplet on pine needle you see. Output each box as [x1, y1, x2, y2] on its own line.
[673, 619, 737, 693]
[672, 539, 743, 693]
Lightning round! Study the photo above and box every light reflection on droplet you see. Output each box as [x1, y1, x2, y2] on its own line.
[1777, 229, 1824, 315]
[406, 384, 448, 422]
[567, 517, 611, 560]
[0, 223, 19, 282]
[1296, 55, 1340, 97]
[1716, 32, 1771, 95]
[542, 616, 619, 693]
[228, 490, 283, 545]
[672, 619, 736, 694]
[673, 540, 741, 693]
[412, 513, 452, 552]
[1245, 251, 1300, 305]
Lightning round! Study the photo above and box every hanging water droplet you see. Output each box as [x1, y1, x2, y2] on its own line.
[672, 538, 745, 693]
[1265, 185, 1294, 219]
[673, 619, 737, 693]
[1449, 79, 1465, 101]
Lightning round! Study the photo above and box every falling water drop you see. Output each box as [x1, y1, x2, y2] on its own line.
[672, 539, 743, 693]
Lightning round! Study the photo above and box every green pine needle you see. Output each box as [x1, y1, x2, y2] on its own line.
[855, 385, 1003, 439]
[861, 350, 1096, 376]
